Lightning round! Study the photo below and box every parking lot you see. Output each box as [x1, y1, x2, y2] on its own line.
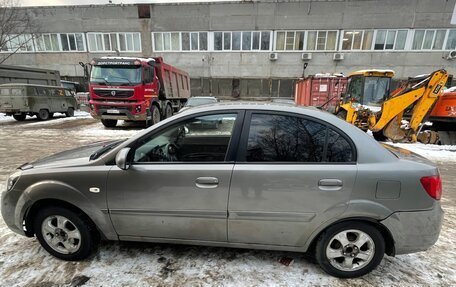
[0, 114, 455, 286]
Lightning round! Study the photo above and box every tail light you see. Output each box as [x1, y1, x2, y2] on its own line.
[420, 175, 442, 200]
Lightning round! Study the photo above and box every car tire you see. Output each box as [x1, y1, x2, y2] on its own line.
[101, 119, 117, 128]
[65, 107, 75, 117]
[34, 207, 98, 261]
[13, 113, 26, 121]
[315, 221, 385, 278]
[38, 109, 50, 121]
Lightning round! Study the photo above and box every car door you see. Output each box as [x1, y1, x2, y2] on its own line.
[228, 111, 358, 247]
[107, 111, 243, 242]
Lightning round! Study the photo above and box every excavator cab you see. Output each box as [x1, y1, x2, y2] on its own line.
[336, 70, 394, 129]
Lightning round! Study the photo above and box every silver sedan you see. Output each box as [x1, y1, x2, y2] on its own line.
[1, 102, 443, 278]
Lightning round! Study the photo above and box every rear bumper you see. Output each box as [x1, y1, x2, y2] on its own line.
[380, 204, 444, 255]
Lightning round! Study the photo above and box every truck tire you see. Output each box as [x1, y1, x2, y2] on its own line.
[151, 105, 161, 125]
[165, 104, 173, 119]
[101, 119, 117, 128]
[38, 109, 50, 121]
[65, 108, 75, 117]
[13, 113, 26, 121]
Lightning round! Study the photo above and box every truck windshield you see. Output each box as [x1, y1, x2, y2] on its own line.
[363, 77, 390, 107]
[90, 66, 141, 85]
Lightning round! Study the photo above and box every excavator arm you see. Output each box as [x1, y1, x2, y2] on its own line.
[368, 69, 448, 142]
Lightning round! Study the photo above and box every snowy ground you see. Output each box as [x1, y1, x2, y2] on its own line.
[0, 113, 455, 286]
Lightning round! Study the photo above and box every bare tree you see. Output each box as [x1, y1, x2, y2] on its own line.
[0, 0, 36, 64]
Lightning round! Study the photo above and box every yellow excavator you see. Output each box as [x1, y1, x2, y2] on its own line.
[335, 69, 448, 142]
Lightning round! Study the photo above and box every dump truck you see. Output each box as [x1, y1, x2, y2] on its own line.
[88, 57, 191, 128]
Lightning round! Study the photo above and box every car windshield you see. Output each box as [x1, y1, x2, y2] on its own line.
[90, 65, 141, 85]
[186, 98, 217, 107]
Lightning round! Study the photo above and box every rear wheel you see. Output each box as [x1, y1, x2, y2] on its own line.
[315, 221, 385, 278]
[165, 104, 173, 119]
[151, 105, 161, 125]
[38, 109, 50, 121]
[101, 119, 117, 128]
[65, 107, 74, 117]
[13, 113, 26, 121]
[34, 207, 98, 261]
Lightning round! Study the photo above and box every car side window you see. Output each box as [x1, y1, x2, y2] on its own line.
[133, 113, 238, 163]
[327, 128, 354, 162]
[246, 114, 326, 162]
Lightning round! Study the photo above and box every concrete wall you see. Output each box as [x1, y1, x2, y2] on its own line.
[2, 0, 456, 98]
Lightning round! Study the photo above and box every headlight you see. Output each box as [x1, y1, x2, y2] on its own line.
[6, 170, 22, 191]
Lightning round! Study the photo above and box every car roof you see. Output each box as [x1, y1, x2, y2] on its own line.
[0, 83, 67, 89]
[188, 96, 217, 99]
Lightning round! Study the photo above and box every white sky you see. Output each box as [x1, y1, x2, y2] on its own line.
[20, 0, 236, 7]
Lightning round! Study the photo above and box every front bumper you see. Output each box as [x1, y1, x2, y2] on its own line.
[90, 100, 149, 121]
[380, 204, 444, 255]
[1, 185, 29, 236]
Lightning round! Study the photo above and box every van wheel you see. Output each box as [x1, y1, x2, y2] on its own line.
[65, 108, 74, 117]
[101, 119, 117, 128]
[34, 207, 98, 261]
[38, 109, 50, 121]
[315, 221, 385, 278]
[13, 113, 26, 121]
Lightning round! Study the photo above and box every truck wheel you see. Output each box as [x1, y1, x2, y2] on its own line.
[13, 113, 26, 121]
[315, 221, 385, 278]
[38, 109, 50, 121]
[336, 110, 348, 121]
[151, 105, 161, 125]
[101, 119, 117, 128]
[65, 108, 75, 117]
[165, 104, 173, 119]
[34, 206, 98, 261]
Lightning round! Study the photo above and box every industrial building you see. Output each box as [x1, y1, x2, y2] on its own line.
[1, 0, 456, 98]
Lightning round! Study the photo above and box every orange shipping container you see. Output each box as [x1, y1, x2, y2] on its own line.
[295, 76, 348, 112]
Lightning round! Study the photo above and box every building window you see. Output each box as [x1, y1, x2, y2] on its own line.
[412, 29, 447, 50]
[1, 34, 34, 52]
[153, 32, 208, 52]
[88, 32, 140, 52]
[341, 30, 373, 50]
[34, 33, 85, 52]
[214, 31, 271, 51]
[276, 31, 304, 51]
[445, 29, 456, 50]
[306, 30, 338, 51]
[373, 30, 408, 50]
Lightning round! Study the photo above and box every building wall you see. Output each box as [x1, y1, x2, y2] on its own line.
[2, 0, 456, 98]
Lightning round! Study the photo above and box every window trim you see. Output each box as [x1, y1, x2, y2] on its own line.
[236, 110, 357, 164]
[212, 31, 273, 52]
[33, 33, 87, 53]
[152, 31, 209, 52]
[411, 29, 449, 51]
[124, 109, 245, 165]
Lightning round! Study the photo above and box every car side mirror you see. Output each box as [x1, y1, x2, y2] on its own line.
[116, 148, 131, 170]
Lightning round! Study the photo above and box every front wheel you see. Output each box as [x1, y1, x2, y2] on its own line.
[101, 119, 117, 128]
[65, 107, 74, 117]
[38, 109, 50, 121]
[315, 221, 385, 278]
[34, 207, 98, 261]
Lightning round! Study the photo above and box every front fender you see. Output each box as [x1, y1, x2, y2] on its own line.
[19, 180, 118, 240]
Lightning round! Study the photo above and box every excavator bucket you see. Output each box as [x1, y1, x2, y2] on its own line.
[383, 114, 407, 142]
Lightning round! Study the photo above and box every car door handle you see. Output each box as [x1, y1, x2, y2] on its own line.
[318, 179, 343, 190]
[195, 177, 219, 189]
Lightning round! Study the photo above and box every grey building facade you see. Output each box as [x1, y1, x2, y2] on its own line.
[2, 0, 456, 98]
